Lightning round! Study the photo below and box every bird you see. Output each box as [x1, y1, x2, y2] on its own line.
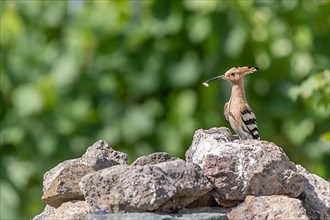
[203, 66, 260, 140]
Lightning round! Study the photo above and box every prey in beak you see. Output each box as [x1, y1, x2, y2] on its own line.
[202, 75, 225, 87]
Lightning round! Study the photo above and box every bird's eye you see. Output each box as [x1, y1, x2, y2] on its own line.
[231, 73, 236, 77]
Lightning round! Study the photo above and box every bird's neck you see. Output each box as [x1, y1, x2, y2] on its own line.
[230, 80, 247, 103]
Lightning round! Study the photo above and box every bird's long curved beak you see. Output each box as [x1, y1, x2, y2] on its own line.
[202, 75, 225, 87]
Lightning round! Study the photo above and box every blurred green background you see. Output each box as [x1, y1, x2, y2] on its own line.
[0, 0, 329, 219]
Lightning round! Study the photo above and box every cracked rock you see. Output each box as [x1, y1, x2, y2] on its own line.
[80, 159, 213, 212]
[186, 127, 304, 205]
[42, 140, 127, 207]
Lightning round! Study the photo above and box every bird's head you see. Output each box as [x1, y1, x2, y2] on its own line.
[203, 66, 258, 87]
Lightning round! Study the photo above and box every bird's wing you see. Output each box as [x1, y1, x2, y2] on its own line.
[224, 102, 230, 124]
[240, 104, 260, 140]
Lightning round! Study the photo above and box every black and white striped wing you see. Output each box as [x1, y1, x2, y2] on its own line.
[240, 105, 260, 140]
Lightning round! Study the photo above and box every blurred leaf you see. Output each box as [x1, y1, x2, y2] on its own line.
[283, 118, 315, 146]
[0, 6, 23, 46]
[289, 70, 330, 108]
[183, 0, 219, 13]
[121, 106, 154, 143]
[290, 52, 314, 80]
[175, 90, 197, 118]
[42, 1, 66, 27]
[225, 25, 247, 58]
[304, 140, 330, 160]
[6, 158, 35, 189]
[168, 52, 200, 87]
[50, 55, 79, 88]
[0, 180, 19, 219]
[69, 96, 92, 122]
[12, 85, 44, 117]
[294, 25, 313, 50]
[187, 15, 211, 43]
[0, 126, 25, 146]
[38, 133, 57, 157]
[320, 132, 330, 142]
[270, 38, 292, 58]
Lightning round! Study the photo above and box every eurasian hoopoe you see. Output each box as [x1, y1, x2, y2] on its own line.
[203, 66, 260, 140]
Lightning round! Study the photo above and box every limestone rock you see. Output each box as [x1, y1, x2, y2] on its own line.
[227, 195, 309, 220]
[42, 140, 128, 207]
[33, 201, 92, 220]
[296, 165, 330, 220]
[131, 152, 178, 166]
[80, 160, 213, 212]
[186, 127, 304, 204]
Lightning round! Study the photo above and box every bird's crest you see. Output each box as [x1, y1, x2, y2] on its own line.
[226, 66, 258, 76]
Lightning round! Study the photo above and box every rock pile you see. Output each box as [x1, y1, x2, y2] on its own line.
[33, 127, 330, 220]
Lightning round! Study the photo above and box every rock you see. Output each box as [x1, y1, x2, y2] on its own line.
[42, 140, 128, 208]
[227, 195, 309, 220]
[80, 160, 213, 212]
[32, 128, 329, 220]
[131, 152, 178, 166]
[177, 206, 229, 215]
[87, 213, 176, 220]
[186, 127, 304, 204]
[50, 200, 93, 220]
[296, 165, 330, 220]
[215, 198, 241, 208]
[86, 207, 228, 220]
[41, 162, 93, 207]
[33, 201, 92, 220]
[186, 193, 218, 209]
[185, 127, 233, 162]
[32, 205, 55, 220]
[81, 140, 128, 169]
[155, 160, 213, 211]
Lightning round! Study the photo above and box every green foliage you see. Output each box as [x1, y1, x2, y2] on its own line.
[289, 70, 330, 111]
[0, 0, 329, 219]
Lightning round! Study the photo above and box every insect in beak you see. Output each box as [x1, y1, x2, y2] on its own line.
[202, 75, 225, 87]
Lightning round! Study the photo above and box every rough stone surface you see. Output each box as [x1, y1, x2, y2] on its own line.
[42, 140, 127, 207]
[80, 140, 128, 169]
[297, 165, 330, 220]
[227, 195, 309, 220]
[32, 130, 330, 220]
[41, 162, 93, 207]
[51, 200, 93, 220]
[86, 207, 228, 220]
[131, 152, 178, 166]
[186, 127, 304, 204]
[80, 159, 213, 212]
[33, 201, 92, 220]
[154, 160, 214, 211]
[32, 205, 55, 220]
[185, 127, 233, 162]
